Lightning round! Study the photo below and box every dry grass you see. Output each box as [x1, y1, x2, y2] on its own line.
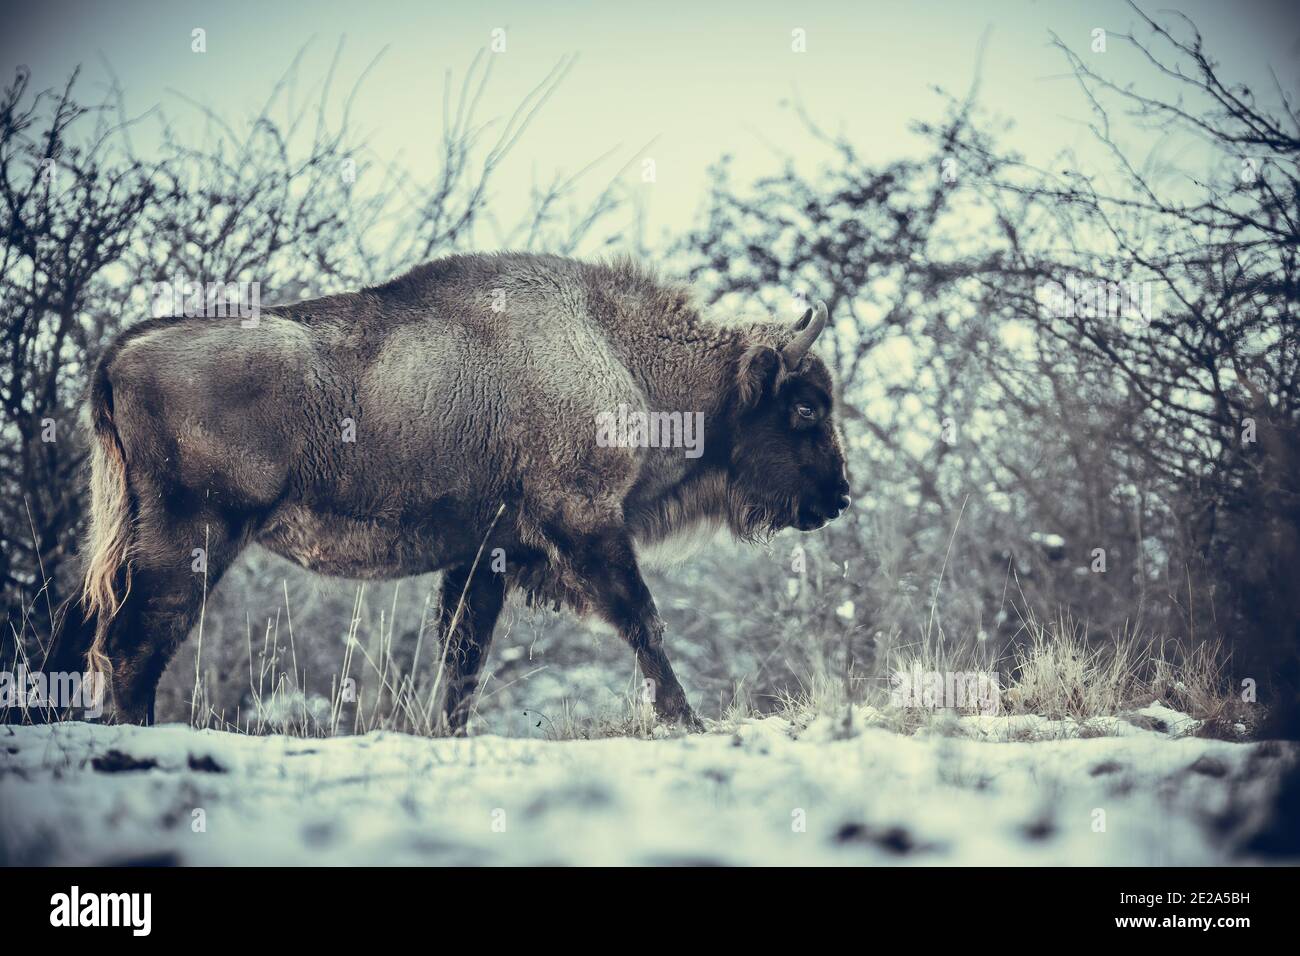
[746, 607, 1253, 741]
[998, 610, 1253, 736]
[185, 581, 461, 738]
[1000, 612, 1146, 721]
[4, 568, 1255, 741]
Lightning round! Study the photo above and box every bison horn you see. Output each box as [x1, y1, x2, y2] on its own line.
[783, 300, 828, 367]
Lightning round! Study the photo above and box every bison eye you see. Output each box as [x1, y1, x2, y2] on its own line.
[795, 403, 816, 421]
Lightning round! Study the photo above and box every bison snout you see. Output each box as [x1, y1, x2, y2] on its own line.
[827, 478, 853, 519]
[796, 482, 852, 532]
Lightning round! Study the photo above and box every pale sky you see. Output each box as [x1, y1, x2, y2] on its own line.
[3, 0, 1297, 252]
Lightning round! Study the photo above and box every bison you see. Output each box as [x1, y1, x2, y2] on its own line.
[46, 253, 851, 731]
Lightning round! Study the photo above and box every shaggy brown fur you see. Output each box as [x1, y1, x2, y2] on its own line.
[65, 253, 852, 730]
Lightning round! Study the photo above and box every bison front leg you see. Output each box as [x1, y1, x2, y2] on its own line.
[574, 530, 702, 731]
[438, 564, 507, 736]
[628, 613, 703, 732]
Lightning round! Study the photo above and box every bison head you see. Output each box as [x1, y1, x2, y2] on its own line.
[728, 301, 852, 537]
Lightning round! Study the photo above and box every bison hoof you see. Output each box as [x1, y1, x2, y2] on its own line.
[659, 706, 705, 733]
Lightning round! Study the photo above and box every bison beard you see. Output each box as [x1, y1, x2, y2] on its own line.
[48, 253, 850, 732]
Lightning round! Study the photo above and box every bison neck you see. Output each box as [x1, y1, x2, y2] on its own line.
[626, 466, 735, 562]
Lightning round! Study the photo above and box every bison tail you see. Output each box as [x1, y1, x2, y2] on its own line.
[80, 359, 133, 681]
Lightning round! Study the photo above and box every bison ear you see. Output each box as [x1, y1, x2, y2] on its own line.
[735, 345, 784, 410]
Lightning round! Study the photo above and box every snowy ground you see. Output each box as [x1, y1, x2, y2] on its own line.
[2, 710, 1294, 865]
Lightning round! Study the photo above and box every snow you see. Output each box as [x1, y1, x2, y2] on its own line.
[1131, 701, 1204, 738]
[2, 715, 1293, 865]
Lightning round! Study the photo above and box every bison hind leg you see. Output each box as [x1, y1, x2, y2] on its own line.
[98, 508, 249, 724]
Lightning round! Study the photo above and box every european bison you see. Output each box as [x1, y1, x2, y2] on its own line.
[49, 253, 851, 730]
